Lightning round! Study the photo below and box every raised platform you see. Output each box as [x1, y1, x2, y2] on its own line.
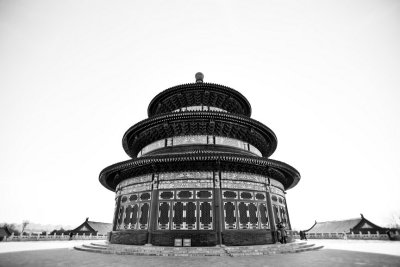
[74, 241, 323, 257]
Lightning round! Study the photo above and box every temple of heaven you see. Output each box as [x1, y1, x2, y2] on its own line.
[99, 73, 300, 246]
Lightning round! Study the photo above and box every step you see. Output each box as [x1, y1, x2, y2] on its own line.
[90, 243, 109, 248]
[82, 244, 107, 250]
[74, 241, 323, 257]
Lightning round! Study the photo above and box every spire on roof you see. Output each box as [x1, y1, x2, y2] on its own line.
[195, 72, 204, 83]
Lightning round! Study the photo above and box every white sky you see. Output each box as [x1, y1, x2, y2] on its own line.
[0, 0, 399, 230]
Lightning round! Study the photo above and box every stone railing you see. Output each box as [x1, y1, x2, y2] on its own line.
[1, 232, 108, 242]
[293, 230, 399, 240]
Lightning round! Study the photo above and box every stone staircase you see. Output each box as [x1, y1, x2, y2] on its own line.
[74, 241, 323, 257]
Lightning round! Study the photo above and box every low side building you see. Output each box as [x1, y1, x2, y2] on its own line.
[305, 214, 388, 235]
[0, 227, 11, 241]
[71, 218, 112, 236]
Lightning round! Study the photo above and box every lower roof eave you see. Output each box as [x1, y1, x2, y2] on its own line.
[99, 154, 300, 192]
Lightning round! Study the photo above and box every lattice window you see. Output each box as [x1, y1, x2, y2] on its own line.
[258, 203, 269, 229]
[196, 190, 212, 199]
[255, 193, 266, 200]
[124, 205, 133, 228]
[172, 202, 184, 229]
[248, 203, 258, 229]
[138, 203, 149, 229]
[159, 191, 174, 200]
[238, 202, 250, 229]
[140, 192, 151, 201]
[273, 205, 281, 225]
[121, 196, 128, 203]
[280, 206, 287, 225]
[177, 190, 193, 199]
[158, 202, 170, 230]
[224, 201, 237, 229]
[130, 204, 139, 229]
[223, 190, 237, 199]
[240, 191, 253, 200]
[199, 202, 213, 230]
[172, 202, 197, 230]
[129, 194, 138, 201]
[186, 202, 197, 229]
[117, 206, 124, 229]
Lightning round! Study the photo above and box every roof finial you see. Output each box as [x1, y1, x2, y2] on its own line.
[195, 72, 204, 83]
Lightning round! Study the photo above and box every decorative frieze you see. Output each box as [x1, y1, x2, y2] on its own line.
[159, 180, 213, 189]
[173, 135, 207, 146]
[221, 172, 267, 184]
[117, 174, 153, 190]
[270, 186, 285, 196]
[141, 139, 165, 156]
[138, 134, 264, 158]
[221, 180, 266, 191]
[215, 136, 243, 149]
[269, 179, 284, 190]
[249, 144, 262, 156]
[159, 171, 213, 181]
[118, 183, 152, 196]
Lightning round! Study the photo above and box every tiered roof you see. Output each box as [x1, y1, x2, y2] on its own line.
[100, 73, 301, 192]
[147, 82, 252, 117]
[122, 111, 277, 158]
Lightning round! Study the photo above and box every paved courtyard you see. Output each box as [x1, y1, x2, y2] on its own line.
[0, 239, 399, 267]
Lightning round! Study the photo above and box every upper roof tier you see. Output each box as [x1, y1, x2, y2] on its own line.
[147, 73, 252, 117]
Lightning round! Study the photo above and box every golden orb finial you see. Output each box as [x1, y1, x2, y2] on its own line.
[195, 72, 204, 83]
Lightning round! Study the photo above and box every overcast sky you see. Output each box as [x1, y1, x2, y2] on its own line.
[1, 0, 399, 230]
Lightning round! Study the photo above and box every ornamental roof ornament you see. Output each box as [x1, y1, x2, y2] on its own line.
[195, 72, 204, 83]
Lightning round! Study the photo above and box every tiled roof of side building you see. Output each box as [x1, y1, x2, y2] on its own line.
[306, 218, 362, 234]
[0, 227, 12, 237]
[87, 221, 112, 235]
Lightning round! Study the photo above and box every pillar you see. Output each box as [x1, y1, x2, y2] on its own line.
[147, 173, 159, 245]
[266, 184, 277, 243]
[214, 170, 223, 245]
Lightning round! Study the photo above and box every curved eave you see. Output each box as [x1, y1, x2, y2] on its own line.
[122, 111, 277, 158]
[147, 82, 252, 117]
[99, 152, 300, 192]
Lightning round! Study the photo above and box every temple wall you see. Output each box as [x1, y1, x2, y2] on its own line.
[111, 171, 290, 246]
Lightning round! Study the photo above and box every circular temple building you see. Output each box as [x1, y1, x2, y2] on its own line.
[100, 73, 300, 246]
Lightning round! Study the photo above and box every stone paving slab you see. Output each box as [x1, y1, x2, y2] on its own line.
[0, 240, 105, 254]
[311, 239, 400, 256]
[0, 248, 399, 267]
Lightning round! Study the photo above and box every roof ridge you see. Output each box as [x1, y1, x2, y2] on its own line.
[87, 221, 112, 224]
[317, 218, 361, 223]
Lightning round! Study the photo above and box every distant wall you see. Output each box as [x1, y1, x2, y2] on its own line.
[294, 230, 399, 241]
[1, 232, 108, 242]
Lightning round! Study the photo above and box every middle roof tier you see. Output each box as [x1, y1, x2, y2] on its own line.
[122, 111, 278, 158]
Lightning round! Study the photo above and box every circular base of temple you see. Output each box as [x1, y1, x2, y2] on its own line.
[109, 230, 281, 246]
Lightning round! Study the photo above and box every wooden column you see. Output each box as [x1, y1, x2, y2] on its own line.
[214, 169, 223, 245]
[283, 192, 292, 230]
[147, 172, 159, 245]
[266, 179, 278, 243]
